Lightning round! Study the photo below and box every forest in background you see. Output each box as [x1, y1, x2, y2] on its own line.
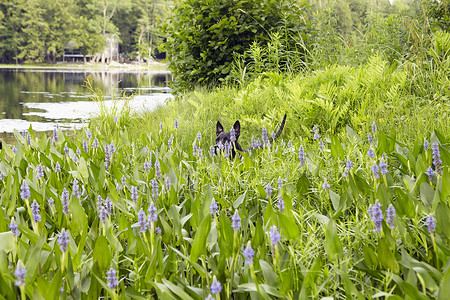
[0, 0, 428, 65]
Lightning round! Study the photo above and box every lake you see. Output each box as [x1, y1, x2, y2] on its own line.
[0, 68, 172, 141]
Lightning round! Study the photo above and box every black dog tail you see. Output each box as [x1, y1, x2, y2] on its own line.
[269, 113, 287, 143]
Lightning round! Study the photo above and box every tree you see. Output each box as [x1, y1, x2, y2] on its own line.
[162, 0, 308, 90]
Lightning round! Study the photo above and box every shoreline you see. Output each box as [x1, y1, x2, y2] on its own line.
[0, 61, 168, 71]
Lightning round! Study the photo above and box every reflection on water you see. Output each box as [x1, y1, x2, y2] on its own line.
[0, 69, 172, 135]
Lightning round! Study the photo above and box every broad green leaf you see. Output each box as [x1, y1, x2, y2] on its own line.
[436, 202, 450, 239]
[277, 211, 300, 241]
[93, 236, 112, 271]
[190, 214, 211, 262]
[324, 219, 343, 262]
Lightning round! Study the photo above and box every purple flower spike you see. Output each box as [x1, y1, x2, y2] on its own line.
[197, 131, 202, 143]
[36, 165, 44, 179]
[432, 142, 442, 175]
[20, 182, 31, 200]
[277, 177, 283, 189]
[86, 129, 92, 140]
[148, 203, 158, 222]
[265, 184, 272, 199]
[83, 140, 88, 152]
[58, 229, 70, 253]
[72, 179, 80, 199]
[99, 206, 107, 223]
[31, 200, 41, 223]
[144, 161, 151, 172]
[53, 128, 58, 143]
[9, 218, 19, 238]
[426, 167, 434, 181]
[121, 176, 126, 185]
[298, 146, 305, 166]
[269, 225, 281, 245]
[55, 162, 61, 173]
[154, 160, 161, 179]
[368, 200, 383, 232]
[106, 268, 118, 289]
[386, 204, 395, 229]
[426, 215, 436, 234]
[92, 138, 99, 149]
[243, 242, 255, 265]
[424, 140, 429, 151]
[61, 188, 70, 215]
[105, 197, 112, 215]
[231, 210, 241, 231]
[174, 119, 178, 129]
[152, 179, 159, 200]
[372, 123, 377, 133]
[138, 209, 146, 232]
[367, 148, 375, 158]
[368, 134, 373, 143]
[346, 160, 354, 170]
[278, 195, 285, 213]
[210, 276, 222, 295]
[322, 181, 330, 190]
[371, 163, 380, 179]
[14, 263, 26, 287]
[210, 200, 218, 215]
[379, 159, 388, 175]
[64, 146, 69, 156]
[131, 186, 138, 203]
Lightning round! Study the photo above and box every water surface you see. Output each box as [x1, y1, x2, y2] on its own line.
[0, 68, 172, 138]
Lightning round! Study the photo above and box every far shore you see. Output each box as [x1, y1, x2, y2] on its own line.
[0, 60, 168, 71]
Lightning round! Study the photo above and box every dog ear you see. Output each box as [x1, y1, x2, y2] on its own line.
[233, 121, 240, 139]
[216, 121, 224, 136]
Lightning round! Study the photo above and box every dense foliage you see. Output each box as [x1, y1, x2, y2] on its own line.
[0, 0, 171, 63]
[162, 0, 308, 90]
[0, 97, 448, 298]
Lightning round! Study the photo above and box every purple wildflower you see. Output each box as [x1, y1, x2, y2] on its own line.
[58, 229, 70, 252]
[121, 176, 126, 185]
[277, 177, 283, 189]
[154, 160, 161, 179]
[368, 134, 373, 143]
[12, 147, 17, 154]
[231, 210, 241, 231]
[298, 146, 305, 166]
[9, 218, 19, 238]
[160, 122, 163, 130]
[379, 160, 388, 175]
[251, 137, 256, 148]
[36, 165, 44, 179]
[48, 197, 54, 207]
[72, 179, 80, 199]
[131, 186, 138, 203]
[92, 138, 99, 149]
[262, 127, 269, 147]
[64, 146, 69, 156]
[55, 162, 61, 173]
[97, 195, 103, 211]
[269, 225, 281, 245]
[83, 140, 88, 152]
[371, 163, 380, 179]
[278, 195, 285, 212]
[53, 128, 58, 143]
[138, 209, 146, 232]
[432, 142, 442, 174]
[0, 172, 4, 181]
[148, 203, 158, 222]
[72, 155, 78, 163]
[386, 204, 395, 229]
[76, 148, 81, 155]
[110, 143, 116, 154]
[61, 188, 70, 215]
[372, 123, 377, 133]
[105, 145, 111, 170]
[20, 182, 31, 200]
[165, 178, 171, 191]
[14, 263, 26, 287]
[209, 146, 215, 157]
[144, 161, 151, 172]
[265, 183, 272, 199]
[22, 130, 26, 138]
[152, 179, 159, 200]
[426, 167, 434, 182]
[426, 215, 436, 234]
[99, 206, 107, 223]
[424, 140, 429, 151]
[197, 131, 202, 143]
[174, 119, 178, 129]
[210, 200, 218, 215]
[106, 268, 118, 289]
[367, 148, 375, 158]
[319, 140, 324, 150]
[210, 276, 222, 295]
[31, 200, 41, 223]
[114, 117, 118, 122]
[368, 200, 383, 232]
[243, 242, 255, 265]
[105, 197, 112, 215]
[322, 181, 330, 190]
[346, 160, 353, 170]
[86, 129, 92, 140]
[27, 133, 31, 145]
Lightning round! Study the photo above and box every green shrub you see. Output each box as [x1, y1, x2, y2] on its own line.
[161, 0, 308, 91]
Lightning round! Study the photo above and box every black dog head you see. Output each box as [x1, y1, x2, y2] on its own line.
[215, 120, 242, 157]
